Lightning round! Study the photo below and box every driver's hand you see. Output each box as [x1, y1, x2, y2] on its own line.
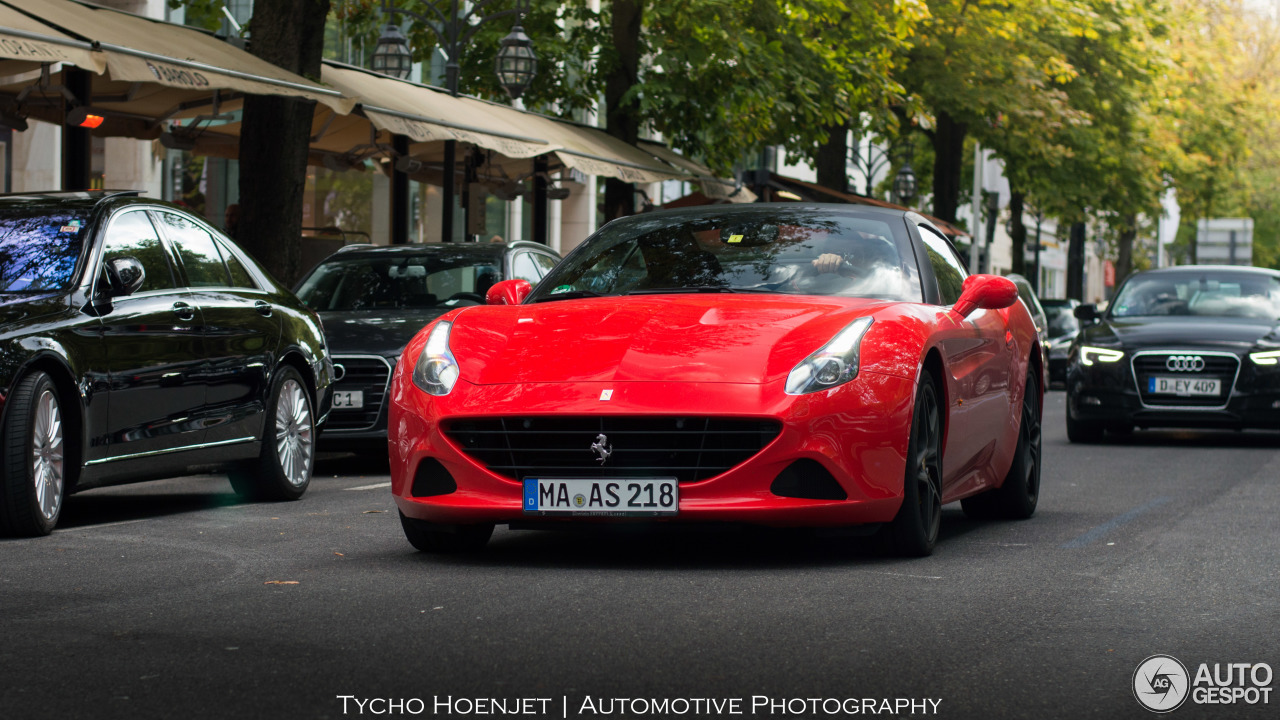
[812, 253, 845, 274]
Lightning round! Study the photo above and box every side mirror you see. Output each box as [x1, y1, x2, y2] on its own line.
[1074, 304, 1098, 323]
[486, 278, 532, 306]
[951, 274, 1018, 319]
[105, 256, 146, 297]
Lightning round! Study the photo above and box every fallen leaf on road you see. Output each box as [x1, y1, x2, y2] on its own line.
[334, 552, 345, 557]
[362, 510, 383, 514]
[263, 581, 299, 585]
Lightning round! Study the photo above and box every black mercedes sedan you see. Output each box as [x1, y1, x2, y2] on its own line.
[294, 241, 560, 452]
[1066, 265, 1280, 441]
[0, 191, 332, 536]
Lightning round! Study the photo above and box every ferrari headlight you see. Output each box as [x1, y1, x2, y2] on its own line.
[412, 321, 459, 395]
[786, 317, 874, 395]
[1249, 349, 1280, 366]
[1080, 346, 1124, 366]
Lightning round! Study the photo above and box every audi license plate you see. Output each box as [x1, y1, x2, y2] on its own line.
[1148, 376, 1220, 397]
[523, 478, 678, 516]
[332, 390, 364, 409]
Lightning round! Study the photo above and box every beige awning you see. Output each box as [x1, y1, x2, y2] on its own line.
[322, 63, 549, 159]
[515, 114, 687, 184]
[0, 3, 103, 75]
[640, 140, 756, 203]
[1, 0, 353, 114]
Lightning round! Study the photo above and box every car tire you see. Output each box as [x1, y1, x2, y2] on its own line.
[962, 372, 1041, 520]
[229, 366, 315, 501]
[1065, 401, 1103, 443]
[1, 372, 69, 537]
[883, 370, 943, 557]
[399, 511, 493, 553]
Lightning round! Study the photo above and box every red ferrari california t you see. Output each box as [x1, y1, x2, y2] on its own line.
[388, 204, 1043, 556]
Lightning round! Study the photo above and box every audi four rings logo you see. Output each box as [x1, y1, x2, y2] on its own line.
[1165, 355, 1205, 372]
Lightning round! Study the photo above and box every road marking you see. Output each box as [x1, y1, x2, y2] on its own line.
[56, 518, 151, 533]
[865, 571, 943, 580]
[345, 482, 391, 491]
[1060, 496, 1172, 549]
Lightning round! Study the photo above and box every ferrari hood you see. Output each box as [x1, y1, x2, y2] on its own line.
[448, 295, 887, 385]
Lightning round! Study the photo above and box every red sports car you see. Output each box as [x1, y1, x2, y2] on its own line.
[388, 205, 1043, 556]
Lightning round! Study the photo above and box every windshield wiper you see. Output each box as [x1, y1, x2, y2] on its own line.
[627, 286, 778, 295]
[530, 289, 605, 303]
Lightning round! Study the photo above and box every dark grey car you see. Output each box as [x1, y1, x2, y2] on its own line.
[294, 241, 560, 452]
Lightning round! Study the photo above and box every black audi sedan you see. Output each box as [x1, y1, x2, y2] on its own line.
[294, 241, 559, 452]
[0, 191, 332, 536]
[1066, 265, 1280, 441]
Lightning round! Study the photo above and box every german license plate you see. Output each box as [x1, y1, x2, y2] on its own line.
[1148, 376, 1220, 397]
[332, 390, 364, 409]
[523, 478, 678, 516]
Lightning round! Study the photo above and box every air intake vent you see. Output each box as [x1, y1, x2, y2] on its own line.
[412, 458, 457, 497]
[443, 416, 782, 484]
[770, 459, 847, 500]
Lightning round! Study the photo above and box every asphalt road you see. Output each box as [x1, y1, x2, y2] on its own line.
[1, 392, 1277, 720]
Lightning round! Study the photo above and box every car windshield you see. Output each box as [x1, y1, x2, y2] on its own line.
[1043, 303, 1079, 335]
[1109, 271, 1280, 320]
[296, 251, 502, 311]
[527, 209, 921, 303]
[0, 208, 92, 292]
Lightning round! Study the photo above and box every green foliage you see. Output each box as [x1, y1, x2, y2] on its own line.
[166, 0, 225, 31]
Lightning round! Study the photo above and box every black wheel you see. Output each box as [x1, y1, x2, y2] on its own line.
[1, 372, 69, 537]
[229, 366, 315, 501]
[1107, 423, 1134, 437]
[399, 511, 493, 553]
[1065, 397, 1103, 443]
[883, 370, 943, 556]
[963, 371, 1041, 520]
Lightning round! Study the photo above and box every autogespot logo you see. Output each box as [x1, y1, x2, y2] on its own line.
[1134, 655, 1190, 713]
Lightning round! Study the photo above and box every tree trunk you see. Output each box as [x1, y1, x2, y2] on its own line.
[1067, 221, 1086, 301]
[1008, 190, 1026, 276]
[604, 0, 643, 221]
[930, 110, 967, 222]
[237, 0, 330, 286]
[1116, 214, 1136, 285]
[815, 123, 849, 194]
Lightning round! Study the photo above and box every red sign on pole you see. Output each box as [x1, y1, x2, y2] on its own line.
[1104, 260, 1116, 287]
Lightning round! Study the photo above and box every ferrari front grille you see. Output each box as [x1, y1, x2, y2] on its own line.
[442, 416, 782, 483]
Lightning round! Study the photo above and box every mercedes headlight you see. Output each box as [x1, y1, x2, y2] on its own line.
[412, 321, 459, 395]
[1080, 346, 1124, 366]
[1249, 349, 1280, 366]
[786, 317, 874, 395]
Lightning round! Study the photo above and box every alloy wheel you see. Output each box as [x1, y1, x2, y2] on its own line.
[915, 386, 943, 543]
[32, 389, 64, 522]
[274, 378, 313, 487]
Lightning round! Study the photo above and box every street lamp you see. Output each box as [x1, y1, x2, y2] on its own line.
[376, 0, 538, 242]
[371, 23, 413, 80]
[892, 162, 917, 206]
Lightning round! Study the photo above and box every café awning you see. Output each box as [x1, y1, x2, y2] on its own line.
[0, 0, 353, 114]
[0, 3, 102, 75]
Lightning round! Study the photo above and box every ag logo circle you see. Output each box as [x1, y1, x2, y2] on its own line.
[1133, 654, 1190, 713]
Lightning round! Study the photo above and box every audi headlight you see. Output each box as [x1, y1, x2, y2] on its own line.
[786, 317, 874, 395]
[1080, 346, 1124, 366]
[412, 321, 459, 395]
[1249, 349, 1280, 366]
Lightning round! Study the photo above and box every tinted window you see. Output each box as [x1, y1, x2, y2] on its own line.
[1111, 272, 1280, 320]
[216, 239, 259, 290]
[1043, 303, 1079, 336]
[101, 211, 175, 293]
[918, 225, 967, 305]
[531, 252, 558, 277]
[297, 252, 503, 311]
[157, 212, 229, 287]
[528, 209, 921, 302]
[0, 208, 91, 292]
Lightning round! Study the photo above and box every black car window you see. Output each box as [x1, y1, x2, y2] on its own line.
[1043, 304, 1079, 336]
[101, 210, 176, 293]
[1111, 272, 1280, 320]
[0, 207, 93, 292]
[297, 252, 504, 311]
[157, 212, 230, 288]
[511, 252, 542, 285]
[216, 238, 260, 290]
[918, 224, 967, 305]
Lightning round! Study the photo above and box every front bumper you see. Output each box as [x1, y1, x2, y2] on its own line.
[387, 372, 916, 528]
[1066, 351, 1280, 429]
